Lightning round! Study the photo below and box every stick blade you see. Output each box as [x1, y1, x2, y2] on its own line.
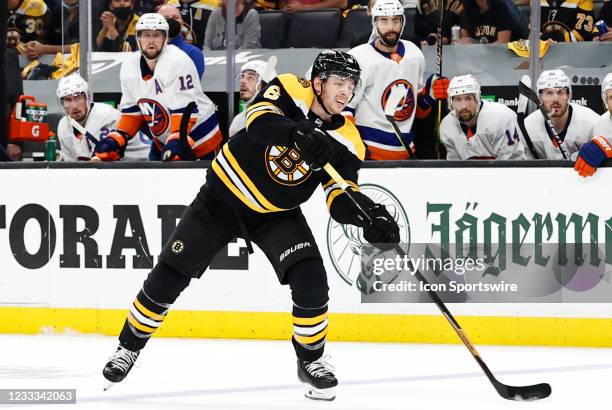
[518, 81, 539, 104]
[517, 75, 531, 114]
[495, 381, 551, 401]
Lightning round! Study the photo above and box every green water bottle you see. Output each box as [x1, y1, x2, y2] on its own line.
[45, 135, 58, 161]
[238, 100, 247, 113]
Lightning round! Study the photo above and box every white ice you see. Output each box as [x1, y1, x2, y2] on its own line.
[0, 334, 610, 410]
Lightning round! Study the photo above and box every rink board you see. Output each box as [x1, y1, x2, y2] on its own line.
[0, 165, 611, 346]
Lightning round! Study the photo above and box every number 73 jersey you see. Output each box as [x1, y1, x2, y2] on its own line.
[117, 45, 221, 158]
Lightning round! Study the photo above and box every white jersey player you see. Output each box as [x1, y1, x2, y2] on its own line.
[94, 13, 221, 161]
[55, 74, 149, 161]
[440, 74, 526, 160]
[228, 59, 276, 138]
[345, 0, 448, 160]
[524, 69, 600, 160]
[574, 72, 612, 177]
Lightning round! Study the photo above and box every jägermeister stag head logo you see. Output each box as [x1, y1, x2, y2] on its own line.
[326, 184, 410, 294]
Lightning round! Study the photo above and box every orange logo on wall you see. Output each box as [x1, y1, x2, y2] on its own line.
[381, 80, 415, 122]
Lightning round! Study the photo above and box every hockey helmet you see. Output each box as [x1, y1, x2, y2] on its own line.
[447, 74, 481, 110]
[56, 74, 90, 114]
[371, 0, 406, 43]
[536, 69, 572, 98]
[136, 13, 169, 60]
[311, 49, 361, 86]
[601, 72, 612, 106]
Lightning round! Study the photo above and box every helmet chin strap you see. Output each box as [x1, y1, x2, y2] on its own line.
[314, 83, 334, 116]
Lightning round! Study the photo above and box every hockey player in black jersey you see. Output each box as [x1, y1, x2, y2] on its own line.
[102, 49, 400, 401]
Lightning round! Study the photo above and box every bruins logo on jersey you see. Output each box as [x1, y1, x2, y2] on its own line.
[137, 98, 169, 137]
[381, 80, 416, 122]
[265, 145, 312, 186]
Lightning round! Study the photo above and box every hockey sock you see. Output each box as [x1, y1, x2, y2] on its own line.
[119, 262, 191, 351]
[286, 258, 329, 362]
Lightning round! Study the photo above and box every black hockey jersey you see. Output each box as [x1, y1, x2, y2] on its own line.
[541, 0, 597, 41]
[207, 74, 366, 215]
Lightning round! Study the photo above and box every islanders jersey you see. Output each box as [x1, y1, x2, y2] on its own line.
[524, 103, 600, 159]
[593, 111, 612, 140]
[207, 74, 366, 214]
[117, 45, 221, 159]
[57, 103, 150, 162]
[346, 40, 425, 160]
[440, 101, 526, 160]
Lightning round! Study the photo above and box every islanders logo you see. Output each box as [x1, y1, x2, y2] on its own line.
[137, 98, 169, 137]
[381, 80, 415, 122]
[265, 145, 312, 186]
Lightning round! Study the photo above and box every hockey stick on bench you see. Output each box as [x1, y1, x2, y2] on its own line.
[322, 162, 552, 401]
[518, 80, 567, 159]
[384, 84, 416, 160]
[516, 75, 539, 159]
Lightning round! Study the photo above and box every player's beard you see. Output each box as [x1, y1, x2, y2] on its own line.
[141, 44, 164, 61]
[457, 108, 476, 123]
[547, 102, 567, 118]
[380, 31, 400, 47]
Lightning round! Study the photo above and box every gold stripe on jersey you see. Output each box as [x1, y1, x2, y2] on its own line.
[212, 145, 287, 213]
[327, 124, 366, 161]
[277, 74, 315, 115]
[245, 101, 283, 128]
[324, 180, 359, 209]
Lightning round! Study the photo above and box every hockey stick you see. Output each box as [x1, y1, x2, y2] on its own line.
[434, 0, 444, 159]
[262, 55, 278, 84]
[517, 81, 568, 159]
[163, 101, 198, 161]
[68, 116, 100, 149]
[322, 163, 551, 401]
[516, 75, 539, 159]
[384, 84, 415, 160]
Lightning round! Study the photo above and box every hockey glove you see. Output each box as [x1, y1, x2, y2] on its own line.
[291, 120, 337, 170]
[362, 203, 400, 251]
[94, 131, 127, 161]
[418, 74, 450, 110]
[574, 136, 612, 177]
[162, 132, 197, 161]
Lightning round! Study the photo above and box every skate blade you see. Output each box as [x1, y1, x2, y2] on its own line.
[302, 384, 335, 401]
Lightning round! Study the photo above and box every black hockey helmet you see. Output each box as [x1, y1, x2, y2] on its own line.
[311, 49, 361, 87]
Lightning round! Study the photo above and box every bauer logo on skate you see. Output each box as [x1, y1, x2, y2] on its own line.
[137, 99, 169, 137]
[381, 80, 415, 122]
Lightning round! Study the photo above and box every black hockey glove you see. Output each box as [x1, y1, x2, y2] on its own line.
[291, 120, 336, 170]
[362, 204, 400, 251]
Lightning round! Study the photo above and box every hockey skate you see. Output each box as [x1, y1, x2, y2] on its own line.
[102, 346, 140, 390]
[297, 355, 338, 401]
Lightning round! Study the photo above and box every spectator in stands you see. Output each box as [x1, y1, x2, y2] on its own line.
[163, 0, 216, 48]
[540, 0, 596, 41]
[594, 0, 612, 41]
[283, 0, 351, 14]
[415, 0, 463, 46]
[8, 0, 50, 44]
[22, 0, 79, 60]
[524, 69, 600, 159]
[459, 0, 513, 43]
[158, 4, 205, 79]
[137, 0, 166, 14]
[96, 0, 140, 51]
[204, 0, 261, 50]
